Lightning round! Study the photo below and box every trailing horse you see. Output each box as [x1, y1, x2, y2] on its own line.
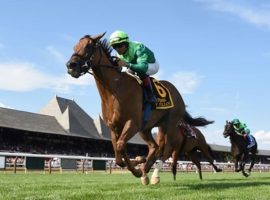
[223, 121, 258, 177]
[156, 125, 222, 180]
[66, 33, 213, 185]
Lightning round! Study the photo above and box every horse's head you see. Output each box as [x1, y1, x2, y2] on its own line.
[66, 32, 106, 78]
[223, 120, 234, 138]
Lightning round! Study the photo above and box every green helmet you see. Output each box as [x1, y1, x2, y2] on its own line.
[232, 118, 240, 125]
[245, 128, 250, 134]
[109, 30, 129, 46]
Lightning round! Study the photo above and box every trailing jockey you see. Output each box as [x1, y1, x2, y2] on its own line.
[232, 118, 255, 149]
[109, 30, 160, 127]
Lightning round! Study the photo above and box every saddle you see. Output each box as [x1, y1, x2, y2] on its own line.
[178, 122, 197, 139]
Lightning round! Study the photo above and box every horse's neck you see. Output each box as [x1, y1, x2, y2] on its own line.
[230, 132, 246, 150]
[91, 47, 122, 122]
[92, 47, 119, 94]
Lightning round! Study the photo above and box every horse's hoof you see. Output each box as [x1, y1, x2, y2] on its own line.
[235, 169, 241, 172]
[151, 176, 160, 185]
[135, 156, 146, 163]
[141, 175, 149, 185]
[132, 168, 143, 178]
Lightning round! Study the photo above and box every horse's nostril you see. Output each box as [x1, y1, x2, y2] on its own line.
[66, 61, 77, 69]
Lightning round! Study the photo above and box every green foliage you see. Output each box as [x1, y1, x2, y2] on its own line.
[0, 172, 270, 200]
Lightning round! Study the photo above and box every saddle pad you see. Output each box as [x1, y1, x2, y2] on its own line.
[151, 78, 174, 109]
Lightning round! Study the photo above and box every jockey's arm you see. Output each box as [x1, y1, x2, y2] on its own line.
[127, 51, 148, 73]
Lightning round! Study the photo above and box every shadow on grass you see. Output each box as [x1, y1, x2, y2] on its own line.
[170, 177, 270, 191]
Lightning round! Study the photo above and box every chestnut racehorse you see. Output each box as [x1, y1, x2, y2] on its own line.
[66, 33, 213, 185]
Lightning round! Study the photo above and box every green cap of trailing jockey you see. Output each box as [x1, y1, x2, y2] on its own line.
[109, 30, 129, 46]
[232, 118, 240, 124]
[245, 128, 250, 134]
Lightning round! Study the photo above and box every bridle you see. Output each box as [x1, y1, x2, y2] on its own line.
[224, 122, 233, 138]
[71, 38, 119, 76]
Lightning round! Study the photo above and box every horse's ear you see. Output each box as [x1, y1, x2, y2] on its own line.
[92, 32, 106, 41]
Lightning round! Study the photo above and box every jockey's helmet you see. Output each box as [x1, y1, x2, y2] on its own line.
[232, 118, 240, 125]
[109, 30, 129, 46]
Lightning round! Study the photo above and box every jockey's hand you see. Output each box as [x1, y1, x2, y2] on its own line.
[117, 60, 129, 67]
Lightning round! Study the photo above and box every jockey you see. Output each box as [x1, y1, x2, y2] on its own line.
[232, 119, 254, 149]
[109, 30, 159, 104]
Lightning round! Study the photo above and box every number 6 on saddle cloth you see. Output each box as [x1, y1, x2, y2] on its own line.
[142, 78, 174, 128]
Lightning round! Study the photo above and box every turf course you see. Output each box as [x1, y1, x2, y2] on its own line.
[0, 171, 269, 200]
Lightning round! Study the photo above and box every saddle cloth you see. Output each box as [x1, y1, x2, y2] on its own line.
[124, 71, 174, 109]
[151, 78, 174, 109]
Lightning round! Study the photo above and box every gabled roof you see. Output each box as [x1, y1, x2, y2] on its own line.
[0, 107, 67, 135]
[40, 96, 100, 139]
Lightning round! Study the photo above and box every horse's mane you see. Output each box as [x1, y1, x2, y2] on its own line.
[100, 39, 116, 66]
[81, 35, 116, 66]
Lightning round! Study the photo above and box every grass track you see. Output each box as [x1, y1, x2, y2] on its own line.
[0, 171, 270, 200]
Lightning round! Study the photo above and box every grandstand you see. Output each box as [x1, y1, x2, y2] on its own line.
[0, 95, 270, 164]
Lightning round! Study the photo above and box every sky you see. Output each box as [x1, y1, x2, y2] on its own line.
[0, 0, 269, 150]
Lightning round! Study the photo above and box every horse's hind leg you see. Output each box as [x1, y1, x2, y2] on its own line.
[188, 150, 202, 180]
[200, 146, 222, 172]
[248, 152, 256, 175]
[172, 150, 178, 181]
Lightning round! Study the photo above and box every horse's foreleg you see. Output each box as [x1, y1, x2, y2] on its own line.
[111, 130, 126, 167]
[241, 154, 249, 177]
[234, 155, 241, 172]
[139, 130, 159, 174]
[116, 120, 142, 178]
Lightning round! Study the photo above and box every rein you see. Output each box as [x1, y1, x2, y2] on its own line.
[85, 42, 119, 75]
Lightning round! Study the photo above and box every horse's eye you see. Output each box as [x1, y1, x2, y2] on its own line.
[85, 44, 92, 50]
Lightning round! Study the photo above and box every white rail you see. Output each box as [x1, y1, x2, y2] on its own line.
[0, 152, 114, 161]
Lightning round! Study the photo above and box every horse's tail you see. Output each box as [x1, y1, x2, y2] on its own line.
[184, 111, 214, 127]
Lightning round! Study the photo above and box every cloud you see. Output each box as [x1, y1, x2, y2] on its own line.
[0, 102, 12, 109]
[0, 62, 94, 93]
[203, 107, 228, 114]
[194, 0, 270, 29]
[60, 34, 76, 43]
[169, 71, 203, 94]
[47, 46, 67, 63]
[253, 130, 270, 144]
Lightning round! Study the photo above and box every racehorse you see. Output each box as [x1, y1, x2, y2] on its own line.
[223, 121, 257, 177]
[66, 33, 213, 185]
[157, 125, 222, 180]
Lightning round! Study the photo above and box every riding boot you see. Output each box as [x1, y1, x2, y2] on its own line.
[142, 77, 157, 105]
[141, 77, 156, 129]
